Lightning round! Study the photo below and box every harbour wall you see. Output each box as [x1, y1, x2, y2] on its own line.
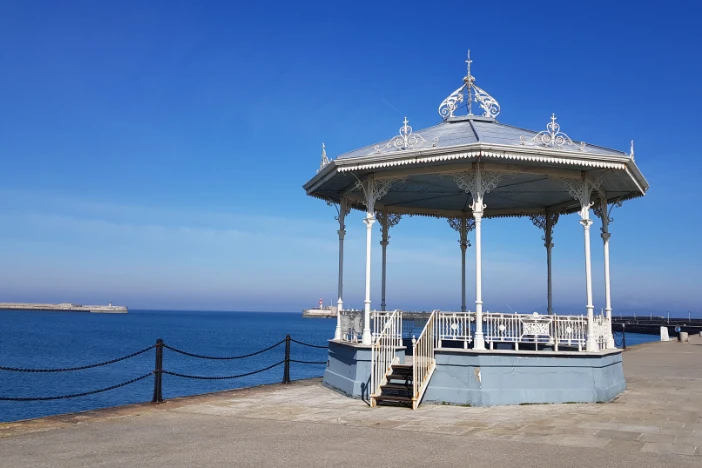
[0, 302, 128, 314]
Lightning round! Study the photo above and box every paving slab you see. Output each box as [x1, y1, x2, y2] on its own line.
[1, 337, 702, 467]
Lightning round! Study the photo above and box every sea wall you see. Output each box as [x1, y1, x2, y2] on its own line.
[0, 303, 128, 314]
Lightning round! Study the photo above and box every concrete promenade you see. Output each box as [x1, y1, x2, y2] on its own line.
[2, 338, 702, 467]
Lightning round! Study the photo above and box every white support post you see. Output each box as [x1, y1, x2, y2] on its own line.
[454, 164, 502, 351]
[473, 203, 485, 350]
[596, 195, 617, 349]
[380, 227, 388, 312]
[334, 197, 350, 341]
[362, 214, 375, 345]
[581, 215, 596, 352]
[355, 175, 395, 345]
[460, 217, 468, 313]
[560, 174, 605, 352]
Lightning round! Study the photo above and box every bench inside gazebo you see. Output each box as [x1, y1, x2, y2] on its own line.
[303, 53, 648, 409]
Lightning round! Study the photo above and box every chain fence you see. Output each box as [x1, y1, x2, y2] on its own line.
[0, 335, 329, 404]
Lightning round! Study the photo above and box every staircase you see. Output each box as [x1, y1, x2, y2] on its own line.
[373, 363, 414, 407]
[371, 310, 437, 409]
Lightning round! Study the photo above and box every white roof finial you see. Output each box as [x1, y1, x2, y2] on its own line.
[466, 50, 473, 116]
[630, 140, 635, 159]
[318, 143, 330, 172]
[439, 51, 500, 120]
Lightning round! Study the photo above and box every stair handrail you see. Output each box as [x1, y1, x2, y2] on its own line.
[370, 309, 401, 406]
[412, 309, 437, 409]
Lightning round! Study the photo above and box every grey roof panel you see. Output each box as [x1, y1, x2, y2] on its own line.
[335, 117, 627, 160]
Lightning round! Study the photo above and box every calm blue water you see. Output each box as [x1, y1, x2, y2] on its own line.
[0, 310, 334, 422]
[0, 310, 659, 422]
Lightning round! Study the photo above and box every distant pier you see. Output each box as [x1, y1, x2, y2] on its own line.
[0, 302, 128, 314]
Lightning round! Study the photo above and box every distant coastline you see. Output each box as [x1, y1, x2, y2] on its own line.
[0, 302, 128, 314]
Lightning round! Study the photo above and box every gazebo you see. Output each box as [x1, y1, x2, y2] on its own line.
[303, 54, 648, 408]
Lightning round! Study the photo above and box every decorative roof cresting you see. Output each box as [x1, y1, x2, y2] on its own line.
[438, 51, 501, 120]
[520, 114, 586, 151]
[371, 117, 438, 154]
[318, 143, 330, 172]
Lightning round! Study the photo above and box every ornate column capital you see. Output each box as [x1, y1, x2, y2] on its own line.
[580, 218, 594, 229]
[453, 163, 502, 215]
[363, 217, 376, 228]
[448, 216, 474, 248]
[355, 175, 402, 215]
[337, 229, 346, 240]
[601, 232, 611, 241]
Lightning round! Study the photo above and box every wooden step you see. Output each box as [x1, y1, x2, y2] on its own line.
[381, 383, 412, 391]
[386, 373, 412, 382]
[374, 394, 413, 403]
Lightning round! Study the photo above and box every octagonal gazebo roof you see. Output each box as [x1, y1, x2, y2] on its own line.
[304, 58, 648, 219]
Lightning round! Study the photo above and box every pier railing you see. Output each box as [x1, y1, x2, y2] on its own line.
[0, 335, 329, 405]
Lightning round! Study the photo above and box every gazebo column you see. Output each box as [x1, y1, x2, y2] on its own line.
[561, 174, 603, 352]
[455, 164, 502, 351]
[595, 195, 621, 349]
[377, 210, 401, 312]
[448, 216, 474, 312]
[530, 210, 560, 315]
[356, 175, 394, 345]
[334, 197, 350, 340]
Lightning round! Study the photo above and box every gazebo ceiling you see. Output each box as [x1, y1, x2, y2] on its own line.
[303, 58, 649, 219]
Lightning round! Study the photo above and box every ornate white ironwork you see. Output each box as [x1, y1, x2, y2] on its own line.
[454, 170, 502, 199]
[377, 211, 402, 232]
[521, 114, 586, 151]
[593, 197, 623, 230]
[353, 176, 401, 214]
[438, 51, 501, 120]
[317, 143, 331, 172]
[437, 311, 590, 351]
[529, 211, 560, 242]
[438, 84, 465, 119]
[473, 83, 500, 119]
[372, 117, 438, 154]
[447, 217, 475, 247]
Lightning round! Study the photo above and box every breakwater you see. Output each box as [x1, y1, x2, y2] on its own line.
[612, 315, 702, 335]
[0, 302, 127, 314]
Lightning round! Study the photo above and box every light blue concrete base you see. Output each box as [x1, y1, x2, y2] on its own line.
[323, 341, 626, 407]
[424, 349, 626, 406]
[322, 340, 405, 401]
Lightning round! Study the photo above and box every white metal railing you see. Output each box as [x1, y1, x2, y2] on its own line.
[412, 310, 437, 409]
[552, 315, 588, 351]
[339, 310, 403, 345]
[435, 311, 596, 352]
[339, 310, 363, 342]
[591, 313, 609, 351]
[437, 311, 473, 349]
[370, 309, 402, 407]
[372, 311, 402, 346]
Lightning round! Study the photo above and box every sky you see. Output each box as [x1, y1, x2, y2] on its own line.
[0, 0, 700, 315]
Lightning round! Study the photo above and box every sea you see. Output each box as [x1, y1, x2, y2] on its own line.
[0, 309, 660, 423]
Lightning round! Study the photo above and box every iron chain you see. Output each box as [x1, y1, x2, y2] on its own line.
[0, 372, 153, 401]
[0, 345, 156, 373]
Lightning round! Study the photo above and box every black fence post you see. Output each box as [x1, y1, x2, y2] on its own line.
[152, 338, 164, 403]
[621, 324, 627, 350]
[282, 335, 291, 384]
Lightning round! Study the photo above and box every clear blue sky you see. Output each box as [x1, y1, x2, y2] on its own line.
[0, 0, 700, 315]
